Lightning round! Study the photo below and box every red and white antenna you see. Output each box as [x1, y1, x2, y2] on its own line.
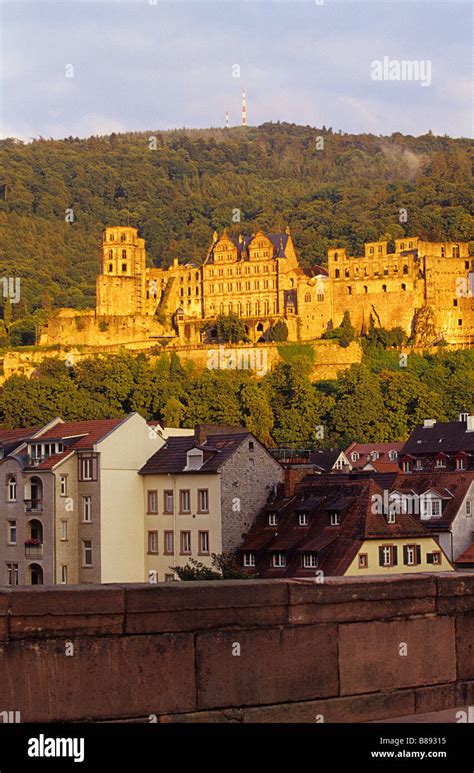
[242, 91, 246, 126]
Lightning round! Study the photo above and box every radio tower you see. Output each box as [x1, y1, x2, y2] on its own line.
[241, 91, 246, 126]
[225, 110, 229, 128]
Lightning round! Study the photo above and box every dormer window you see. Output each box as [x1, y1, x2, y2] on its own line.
[329, 512, 340, 526]
[298, 513, 308, 526]
[435, 458, 446, 469]
[351, 452, 359, 462]
[186, 448, 204, 470]
[387, 510, 396, 524]
[388, 450, 398, 461]
[268, 513, 277, 526]
[243, 552, 255, 567]
[420, 496, 442, 519]
[271, 552, 286, 568]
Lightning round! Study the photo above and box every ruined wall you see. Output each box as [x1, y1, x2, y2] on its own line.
[0, 573, 472, 723]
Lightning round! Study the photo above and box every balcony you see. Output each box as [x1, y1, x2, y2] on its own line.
[24, 499, 43, 513]
[25, 541, 43, 558]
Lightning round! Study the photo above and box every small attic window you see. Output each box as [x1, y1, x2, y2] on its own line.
[329, 512, 340, 526]
[249, 441, 254, 452]
[186, 448, 204, 471]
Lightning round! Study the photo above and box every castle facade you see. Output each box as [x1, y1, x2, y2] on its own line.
[40, 227, 473, 348]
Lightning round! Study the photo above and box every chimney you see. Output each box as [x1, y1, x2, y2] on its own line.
[194, 425, 207, 445]
[284, 467, 307, 497]
[423, 419, 436, 428]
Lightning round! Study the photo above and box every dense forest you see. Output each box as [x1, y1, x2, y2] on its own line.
[0, 346, 472, 448]
[0, 123, 472, 318]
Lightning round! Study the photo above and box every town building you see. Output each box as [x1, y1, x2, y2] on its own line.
[345, 441, 404, 473]
[139, 425, 284, 582]
[399, 413, 474, 473]
[238, 474, 452, 577]
[39, 227, 474, 349]
[0, 414, 168, 586]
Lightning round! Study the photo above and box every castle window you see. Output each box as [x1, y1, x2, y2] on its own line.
[218, 269, 224, 277]
[263, 265, 269, 273]
[384, 268, 388, 276]
[348, 286, 352, 295]
[400, 243, 405, 250]
[263, 280, 269, 289]
[334, 252, 338, 260]
[408, 242, 413, 248]
[335, 269, 340, 278]
[363, 286, 368, 293]
[188, 273, 191, 281]
[188, 287, 191, 296]
[121, 249, 127, 260]
[122, 263, 127, 273]
[254, 281, 260, 290]
[453, 246, 460, 258]
[196, 287, 199, 295]
[458, 319, 463, 326]
[453, 299, 458, 307]
[227, 283, 232, 292]
[210, 284, 215, 293]
[244, 267, 250, 274]
[441, 247, 445, 257]
[273, 301, 277, 314]
[227, 268, 232, 276]
[121, 233, 126, 242]
[108, 250, 113, 259]
[110, 234, 114, 241]
[344, 269, 349, 278]
[236, 282, 242, 291]
[304, 292, 311, 303]
[317, 290, 324, 301]
[255, 266, 260, 274]
[180, 288, 184, 297]
[195, 272, 199, 281]
[382, 285, 387, 292]
[369, 247, 374, 254]
[378, 246, 383, 253]
[220, 304, 224, 314]
[218, 283, 224, 292]
[403, 265, 408, 274]
[465, 261, 470, 269]
[263, 301, 269, 314]
[246, 302, 251, 316]
[245, 281, 251, 291]
[236, 267, 242, 275]
[401, 283, 406, 291]
[108, 264, 113, 273]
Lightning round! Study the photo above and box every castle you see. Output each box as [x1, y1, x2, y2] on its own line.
[39, 227, 474, 348]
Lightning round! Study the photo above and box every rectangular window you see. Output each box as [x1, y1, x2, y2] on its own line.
[197, 489, 209, 513]
[6, 562, 19, 586]
[164, 531, 174, 555]
[379, 545, 398, 567]
[456, 458, 466, 470]
[7, 520, 16, 545]
[302, 553, 317, 568]
[60, 519, 68, 541]
[164, 573, 174, 582]
[83, 540, 92, 567]
[147, 490, 158, 514]
[163, 490, 174, 514]
[431, 499, 441, 516]
[78, 455, 98, 481]
[60, 475, 68, 496]
[298, 513, 308, 526]
[147, 531, 158, 554]
[271, 552, 286, 568]
[466, 500, 472, 516]
[180, 531, 191, 554]
[82, 495, 92, 523]
[268, 514, 277, 526]
[60, 565, 68, 584]
[243, 552, 255, 567]
[329, 512, 340, 526]
[198, 531, 210, 555]
[404, 544, 416, 566]
[358, 553, 368, 569]
[179, 489, 191, 513]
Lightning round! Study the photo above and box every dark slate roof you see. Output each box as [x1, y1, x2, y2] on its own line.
[140, 431, 251, 475]
[401, 420, 474, 455]
[309, 450, 341, 471]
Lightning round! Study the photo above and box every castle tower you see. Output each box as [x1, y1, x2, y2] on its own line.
[242, 91, 246, 126]
[97, 226, 146, 316]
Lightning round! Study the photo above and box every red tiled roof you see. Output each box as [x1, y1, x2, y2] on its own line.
[40, 418, 126, 448]
[31, 450, 75, 471]
[455, 544, 474, 566]
[390, 471, 474, 528]
[0, 427, 40, 443]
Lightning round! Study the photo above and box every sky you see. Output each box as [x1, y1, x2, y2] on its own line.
[0, 0, 472, 140]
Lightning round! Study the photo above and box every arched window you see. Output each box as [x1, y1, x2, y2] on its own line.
[121, 249, 127, 260]
[109, 233, 114, 241]
[363, 286, 368, 294]
[304, 292, 311, 303]
[108, 263, 113, 273]
[334, 252, 338, 260]
[335, 269, 340, 278]
[401, 283, 406, 291]
[400, 243, 405, 250]
[7, 475, 17, 502]
[382, 284, 387, 292]
[403, 265, 408, 275]
[121, 233, 126, 242]
[453, 246, 460, 258]
[108, 250, 113, 259]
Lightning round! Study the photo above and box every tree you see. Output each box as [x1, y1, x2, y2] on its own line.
[171, 552, 252, 581]
[215, 313, 248, 344]
[267, 320, 288, 342]
[322, 311, 355, 347]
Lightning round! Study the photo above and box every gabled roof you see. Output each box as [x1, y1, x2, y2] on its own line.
[455, 543, 474, 566]
[401, 420, 474, 455]
[345, 441, 404, 468]
[38, 417, 127, 447]
[390, 471, 474, 528]
[309, 450, 346, 472]
[140, 431, 252, 475]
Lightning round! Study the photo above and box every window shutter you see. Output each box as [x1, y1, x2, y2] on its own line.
[403, 546, 408, 565]
[427, 552, 434, 564]
[378, 547, 384, 566]
[392, 546, 398, 565]
[416, 545, 422, 565]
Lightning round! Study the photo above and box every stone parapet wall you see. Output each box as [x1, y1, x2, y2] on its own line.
[0, 573, 472, 723]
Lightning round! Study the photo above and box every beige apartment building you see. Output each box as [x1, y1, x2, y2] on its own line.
[139, 425, 284, 582]
[0, 413, 178, 586]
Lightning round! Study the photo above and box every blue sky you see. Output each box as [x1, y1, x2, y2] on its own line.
[0, 0, 472, 140]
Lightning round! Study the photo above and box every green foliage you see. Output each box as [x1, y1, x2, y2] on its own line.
[0, 125, 472, 319]
[322, 311, 356, 347]
[364, 325, 407, 349]
[0, 348, 472, 447]
[277, 343, 315, 364]
[98, 320, 109, 332]
[171, 552, 252, 581]
[267, 320, 288, 342]
[214, 313, 248, 344]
